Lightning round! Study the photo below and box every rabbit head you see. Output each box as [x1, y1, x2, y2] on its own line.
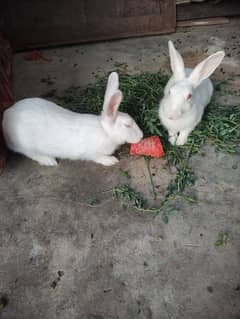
[101, 72, 143, 144]
[161, 40, 225, 120]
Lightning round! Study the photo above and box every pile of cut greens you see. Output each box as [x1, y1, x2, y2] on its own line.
[49, 71, 240, 222]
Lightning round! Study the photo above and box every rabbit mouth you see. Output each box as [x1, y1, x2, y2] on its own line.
[168, 115, 179, 120]
[130, 136, 143, 144]
[129, 131, 143, 144]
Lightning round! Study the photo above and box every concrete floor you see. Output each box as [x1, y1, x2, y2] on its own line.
[1, 19, 240, 319]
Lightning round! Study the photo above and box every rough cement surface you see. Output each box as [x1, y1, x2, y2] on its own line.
[1, 19, 240, 319]
[1, 149, 240, 319]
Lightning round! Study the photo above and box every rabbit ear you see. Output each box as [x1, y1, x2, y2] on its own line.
[188, 51, 225, 88]
[168, 40, 185, 81]
[103, 72, 119, 112]
[104, 90, 122, 123]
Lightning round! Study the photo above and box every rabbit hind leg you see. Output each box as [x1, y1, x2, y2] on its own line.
[26, 153, 58, 166]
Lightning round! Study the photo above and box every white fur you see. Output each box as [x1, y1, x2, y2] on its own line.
[159, 40, 225, 145]
[3, 72, 143, 166]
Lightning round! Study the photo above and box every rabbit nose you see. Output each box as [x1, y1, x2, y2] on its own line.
[168, 114, 179, 120]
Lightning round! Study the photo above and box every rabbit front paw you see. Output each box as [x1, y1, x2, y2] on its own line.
[95, 155, 119, 166]
[176, 131, 190, 146]
[169, 132, 178, 145]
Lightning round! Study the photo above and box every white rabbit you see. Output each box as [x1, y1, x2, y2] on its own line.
[159, 40, 225, 146]
[3, 72, 143, 166]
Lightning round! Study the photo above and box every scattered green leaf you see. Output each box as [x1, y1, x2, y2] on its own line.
[112, 184, 145, 210]
[112, 184, 177, 222]
[215, 231, 229, 247]
[119, 168, 131, 179]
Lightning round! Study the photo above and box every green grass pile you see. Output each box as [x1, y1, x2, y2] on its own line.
[51, 71, 240, 219]
[55, 72, 240, 156]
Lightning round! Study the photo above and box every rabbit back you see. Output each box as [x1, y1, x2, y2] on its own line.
[3, 98, 117, 160]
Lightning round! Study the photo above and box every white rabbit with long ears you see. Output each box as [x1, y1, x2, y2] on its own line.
[159, 40, 225, 146]
[3, 72, 143, 166]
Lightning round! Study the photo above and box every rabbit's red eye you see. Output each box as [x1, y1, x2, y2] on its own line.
[124, 123, 131, 128]
[187, 93, 192, 100]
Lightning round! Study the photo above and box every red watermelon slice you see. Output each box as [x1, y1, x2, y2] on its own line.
[130, 136, 165, 158]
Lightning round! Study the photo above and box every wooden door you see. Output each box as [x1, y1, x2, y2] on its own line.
[1, 0, 176, 51]
[0, 35, 13, 172]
